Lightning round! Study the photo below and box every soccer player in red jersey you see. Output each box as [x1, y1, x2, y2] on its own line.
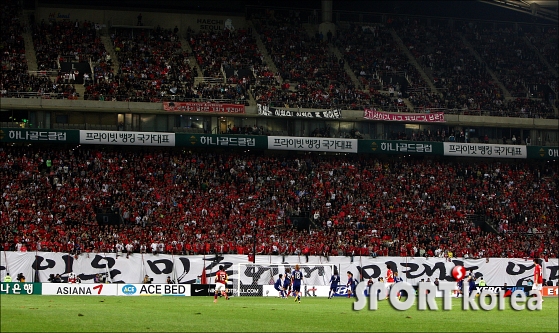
[533, 258, 543, 300]
[214, 265, 229, 303]
[385, 264, 395, 299]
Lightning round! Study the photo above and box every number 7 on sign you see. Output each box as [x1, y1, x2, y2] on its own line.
[93, 284, 103, 295]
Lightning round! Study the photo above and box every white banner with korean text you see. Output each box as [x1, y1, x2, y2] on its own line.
[268, 136, 358, 153]
[1, 252, 556, 287]
[443, 142, 527, 159]
[257, 104, 341, 119]
[79, 130, 175, 146]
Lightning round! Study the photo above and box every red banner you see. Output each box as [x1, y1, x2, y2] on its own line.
[163, 102, 245, 114]
[543, 286, 558, 297]
[364, 109, 445, 122]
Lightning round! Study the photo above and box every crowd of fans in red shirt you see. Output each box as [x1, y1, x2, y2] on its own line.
[2, 2, 556, 118]
[1, 144, 557, 260]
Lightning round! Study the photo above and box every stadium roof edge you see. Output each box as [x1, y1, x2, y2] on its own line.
[478, 0, 558, 22]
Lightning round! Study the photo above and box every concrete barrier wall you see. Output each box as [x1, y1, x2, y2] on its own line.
[35, 6, 246, 32]
[2, 98, 558, 130]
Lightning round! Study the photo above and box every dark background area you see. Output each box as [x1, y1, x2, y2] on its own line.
[29, 0, 555, 23]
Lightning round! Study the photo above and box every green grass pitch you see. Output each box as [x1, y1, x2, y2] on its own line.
[1, 295, 557, 332]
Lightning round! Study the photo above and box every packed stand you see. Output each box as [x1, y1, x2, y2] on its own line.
[251, 9, 360, 110]
[1, 145, 557, 260]
[332, 22, 427, 111]
[462, 21, 556, 108]
[87, 52, 115, 98]
[32, 19, 105, 71]
[83, 27, 197, 102]
[523, 24, 558, 101]
[1, 0, 26, 78]
[524, 25, 558, 70]
[1, 3, 90, 99]
[336, 21, 427, 96]
[5, 72, 80, 99]
[336, 25, 384, 91]
[0, 0, 51, 98]
[189, 28, 262, 81]
[188, 28, 260, 105]
[393, 18, 507, 115]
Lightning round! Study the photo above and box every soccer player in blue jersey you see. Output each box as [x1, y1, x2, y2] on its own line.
[346, 271, 357, 299]
[457, 278, 464, 297]
[393, 271, 404, 300]
[292, 264, 304, 303]
[328, 269, 340, 299]
[274, 274, 286, 298]
[467, 269, 476, 296]
[283, 268, 292, 298]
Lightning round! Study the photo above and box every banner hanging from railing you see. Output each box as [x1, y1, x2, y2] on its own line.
[443, 142, 527, 158]
[268, 136, 358, 153]
[163, 102, 245, 114]
[258, 104, 341, 119]
[80, 130, 175, 147]
[0, 128, 79, 143]
[176, 133, 267, 149]
[358, 139, 443, 154]
[527, 146, 559, 160]
[364, 109, 445, 122]
[0, 252, 557, 287]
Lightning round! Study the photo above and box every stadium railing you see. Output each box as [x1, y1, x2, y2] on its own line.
[26, 70, 58, 76]
[80, 95, 248, 104]
[1, 92, 72, 99]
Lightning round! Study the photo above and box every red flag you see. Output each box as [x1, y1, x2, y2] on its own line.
[201, 266, 207, 284]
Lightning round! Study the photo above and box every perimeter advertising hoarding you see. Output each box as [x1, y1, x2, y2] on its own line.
[42, 283, 118, 296]
[118, 284, 190, 296]
[358, 140, 443, 154]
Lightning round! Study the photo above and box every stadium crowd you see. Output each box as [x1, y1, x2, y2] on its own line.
[84, 27, 197, 102]
[81, 26, 252, 104]
[1, 1, 26, 76]
[1, 145, 557, 260]
[189, 28, 261, 80]
[251, 10, 364, 110]
[462, 21, 557, 110]
[32, 19, 105, 70]
[2, 2, 557, 118]
[524, 25, 558, 77]
[394, 18, 505, 113]
[1, 2, 76, 99]
[0, 1, 40, 98]
[392, 18, 556, 118]
[337, 22, 427, 95]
